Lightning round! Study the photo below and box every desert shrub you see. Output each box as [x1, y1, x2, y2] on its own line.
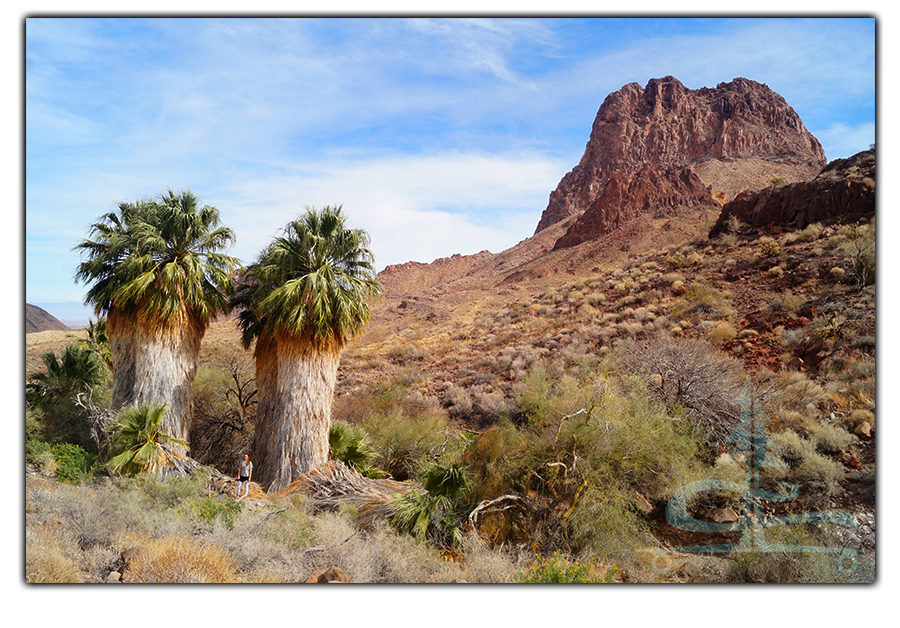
[729, 523, 860, 583]
[619, 335, 747, 447]
[465, 363, 705, 558]
[768, 265, 784, 278]
[150, 473, 210, 506]
[189, 351, 256, 474]
[586, 292, 607, 307]
[361, 407, 452, 481]
[26, 440, 53, 464]
[25, 529, 83, 583]
[672, 282, 732, 320]
[848, 409, 875, 428]
[778, 291, 806, 314]
[183, 496, 244, 529]
[387, 342, 427, 364]
[50, 443, 99, 484]
[514, 551, 617, 583]
[614, 279, 635, 296]
[789, 223, 823, 244]
[665, 252, 685, 269]
[472, 388, 511, 422]
[768, 430, 844, 497]
[837, 223, 875, 287]
[126, 535, 240, 583]
[757, 236, 782, 257]
[775, 372, 831, 412]
[812, 423, 857, 454]
[708, 321, 737, 344]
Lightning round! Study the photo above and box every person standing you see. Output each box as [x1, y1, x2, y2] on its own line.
[236, 454, 253, 499]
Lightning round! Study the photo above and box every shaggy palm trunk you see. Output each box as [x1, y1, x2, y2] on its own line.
[107, 308, 204, 456]
[252, 332, 341, 492]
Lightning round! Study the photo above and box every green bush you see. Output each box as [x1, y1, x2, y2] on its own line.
[26, 440, 52, 461]
[464, 363, 706, 558]
[514, 551, 617, 583]
[49, 443, 98, 484]
[361, 406, 451, 481]
[186, 496, 244, 528]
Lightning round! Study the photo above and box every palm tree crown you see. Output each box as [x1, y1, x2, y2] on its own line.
[234, 205, 381, 349]
[75, 189, 239, 327]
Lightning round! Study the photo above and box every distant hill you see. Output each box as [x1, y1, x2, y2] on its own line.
[25, 303, 71, 333]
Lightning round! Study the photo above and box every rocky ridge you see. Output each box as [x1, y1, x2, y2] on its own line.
[709, 149, 875, 236]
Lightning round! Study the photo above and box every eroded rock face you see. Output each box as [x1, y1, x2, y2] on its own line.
[537, 76, 826, 247]
[553, 165, 715, 249]
[708, 150, 875, 235]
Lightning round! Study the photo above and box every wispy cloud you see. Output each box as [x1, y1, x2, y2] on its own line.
[25, 17, 875, 307]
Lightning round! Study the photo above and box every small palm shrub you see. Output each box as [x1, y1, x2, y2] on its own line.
[107, 403, 188, 476]
[329, 420, 386, 478]
[390, 462, 472, 548]
[514, 551, 617, 583]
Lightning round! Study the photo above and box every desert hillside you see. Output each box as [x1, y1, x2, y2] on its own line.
[25, 78, 875, 584]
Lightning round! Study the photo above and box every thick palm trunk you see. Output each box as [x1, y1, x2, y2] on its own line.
[252, 333, 340, 492]
[107, 310, 137, 410]
[107, 309, 203, 456]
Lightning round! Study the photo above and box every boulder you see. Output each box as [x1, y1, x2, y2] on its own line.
[305, 566, 352, 583]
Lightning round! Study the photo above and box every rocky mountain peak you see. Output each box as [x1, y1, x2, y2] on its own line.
[537, 77, 827, 247]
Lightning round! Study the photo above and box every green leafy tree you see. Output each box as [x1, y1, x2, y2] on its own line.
[107, 403, 188, 476]
[74, 189, 240, 455]
[233, 205, 381, 491]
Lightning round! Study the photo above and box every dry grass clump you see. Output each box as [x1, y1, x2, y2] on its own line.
[126, 535, 240, 582]
[26, 527, 84, 583]
[708, 321, 737, 344]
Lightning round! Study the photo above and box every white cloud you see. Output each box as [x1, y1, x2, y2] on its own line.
[810, 122, 876, 162]
[219, 150, 564, 269]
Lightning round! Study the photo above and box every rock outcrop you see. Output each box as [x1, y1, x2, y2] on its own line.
[538, 76, 826, 249]
[708, 149, 875, 236]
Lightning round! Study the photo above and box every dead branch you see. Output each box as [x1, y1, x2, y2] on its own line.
[468, 494, 529, 532]
[555, 408, 587, 442]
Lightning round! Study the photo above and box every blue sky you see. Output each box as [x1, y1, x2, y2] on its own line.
[24, 16, 875, 320]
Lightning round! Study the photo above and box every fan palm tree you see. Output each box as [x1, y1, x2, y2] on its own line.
[74, 189, 239, 454]
[107, 403, 188, 476]
[233, 205, 381, 491]
[26, 343, 108, 450]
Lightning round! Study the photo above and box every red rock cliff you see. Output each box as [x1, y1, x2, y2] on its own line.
[538, 76, 826, 248]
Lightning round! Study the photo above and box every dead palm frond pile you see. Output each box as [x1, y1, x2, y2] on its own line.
[277, 460, 419, 528]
